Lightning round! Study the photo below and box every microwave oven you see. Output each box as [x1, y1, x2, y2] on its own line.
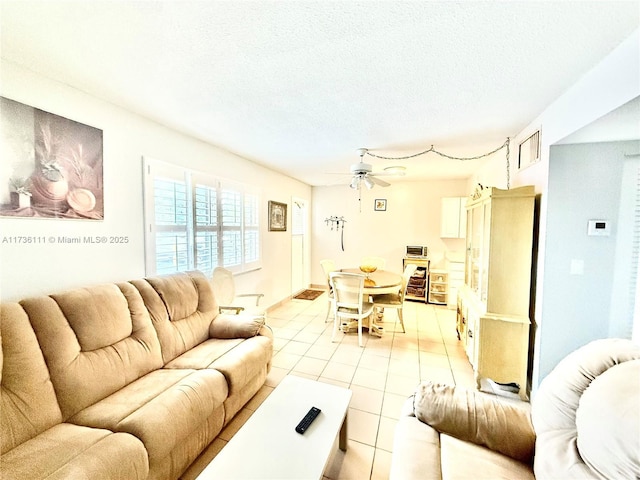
[406, 245, 428, 257]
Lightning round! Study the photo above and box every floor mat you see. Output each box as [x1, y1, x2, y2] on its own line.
[293, 289, 325, 301]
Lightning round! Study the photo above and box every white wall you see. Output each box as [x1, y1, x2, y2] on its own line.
[311, 179, 467, 284]
[473, 28, 640, 392]
[0, 60, 311, 304]
[540, 141, 638, 379]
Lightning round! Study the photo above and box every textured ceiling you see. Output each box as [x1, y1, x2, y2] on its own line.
[1, 1, 639, 186]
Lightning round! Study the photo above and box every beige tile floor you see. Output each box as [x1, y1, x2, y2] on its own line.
[182, 292, 475, 480]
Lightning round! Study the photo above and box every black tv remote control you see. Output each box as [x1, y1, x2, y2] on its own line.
[295, 407, 321, 434]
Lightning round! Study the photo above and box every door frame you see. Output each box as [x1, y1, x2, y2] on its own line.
[291, 197, 310, 295]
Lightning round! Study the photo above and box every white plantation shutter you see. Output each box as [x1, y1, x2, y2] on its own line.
[613, 155, 640, 342]
[154, 178, 190, 274]
[244, 192, 260, 267]
[144, 159, 193, 275]
[221, 186, 242, 268]
[194, 182, 219, 275]
[631, 162, 640, 339]
[144, 157, 261, 276]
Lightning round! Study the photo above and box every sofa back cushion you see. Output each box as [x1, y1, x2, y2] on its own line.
[20, 282, 163, 420]
[532, 338, 640, 479]
[1, 303, 62, 453]
[130, 271, 218, 364]
[575, 359, 639, 479]
[412, 381, 535, 463]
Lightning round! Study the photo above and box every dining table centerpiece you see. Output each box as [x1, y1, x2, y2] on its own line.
[359, 264, 377, 279]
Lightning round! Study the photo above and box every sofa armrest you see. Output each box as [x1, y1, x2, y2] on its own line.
[257, 323, 273, 340]
[413, 381, 535, 464]
[209, 313, 266, 339]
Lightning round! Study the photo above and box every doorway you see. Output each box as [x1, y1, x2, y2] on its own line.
[291, 197, 308, 295]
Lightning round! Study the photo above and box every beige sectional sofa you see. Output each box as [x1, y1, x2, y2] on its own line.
[390, 338, 640, 479]
[1, 270, 273, 480]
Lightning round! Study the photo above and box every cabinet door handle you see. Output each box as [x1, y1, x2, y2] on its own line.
[468, 330, 473, 338]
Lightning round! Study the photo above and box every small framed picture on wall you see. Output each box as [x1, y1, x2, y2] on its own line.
[268, 200, 287, 231]
[374, 199, 387, 211]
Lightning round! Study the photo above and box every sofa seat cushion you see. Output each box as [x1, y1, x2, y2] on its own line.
[165, 335, 273, 396]
[68, 368, 227, 462]
[0, 423, 148, 480]
[389, 415, 441, 480]
[164, 337, 244, 369]
[207, 335, 273, 396]
[440, 434, 535, 480]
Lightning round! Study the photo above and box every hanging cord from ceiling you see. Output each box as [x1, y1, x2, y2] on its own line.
[364, 137, 512, 189]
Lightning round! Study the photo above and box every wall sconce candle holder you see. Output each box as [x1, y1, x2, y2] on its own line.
[325, 216, 347, 251]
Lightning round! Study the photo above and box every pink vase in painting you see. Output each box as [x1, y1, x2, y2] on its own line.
[30, 171, 69, 210]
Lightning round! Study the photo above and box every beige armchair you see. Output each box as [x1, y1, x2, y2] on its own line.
[390, 338, 640, 479]
[211, 267, 264, 314]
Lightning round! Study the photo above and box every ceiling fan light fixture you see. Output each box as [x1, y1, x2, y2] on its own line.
[350, 177, 360, 189]
[363, 177, 374, 189]
[384, 165, 406, 175]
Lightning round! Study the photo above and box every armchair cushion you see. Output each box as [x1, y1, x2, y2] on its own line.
[531, 338, 640, 479]
[413, 381, 535, 463]
[440, 434, 535, 479]
[576, 359, 640, 479]
[209, 314, 266, 339]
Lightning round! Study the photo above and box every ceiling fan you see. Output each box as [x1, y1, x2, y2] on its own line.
[345, 148, 405, 190]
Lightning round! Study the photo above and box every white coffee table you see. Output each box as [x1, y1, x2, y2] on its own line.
[196, 375, 352, 480]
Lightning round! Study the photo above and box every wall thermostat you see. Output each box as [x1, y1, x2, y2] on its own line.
[587, 220, 610, 236]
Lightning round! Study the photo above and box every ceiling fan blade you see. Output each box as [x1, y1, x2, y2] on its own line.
[369, 175, 390, 187]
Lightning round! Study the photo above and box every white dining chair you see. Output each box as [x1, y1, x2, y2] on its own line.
[211, 267, 264, 315]
[320, 259, 337, 322]
[361, 256, 386, 270]
[370, 263, 417, 333]
[329, 271, 374, 347]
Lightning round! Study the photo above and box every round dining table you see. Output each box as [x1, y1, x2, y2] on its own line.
[337, 269, 403, 337]
[339, 268, 403, 295]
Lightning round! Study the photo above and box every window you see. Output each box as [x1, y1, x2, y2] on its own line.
[143, 157, 261, 277]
